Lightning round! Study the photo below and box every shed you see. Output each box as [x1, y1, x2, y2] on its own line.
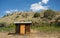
[14, 22, 32, 35]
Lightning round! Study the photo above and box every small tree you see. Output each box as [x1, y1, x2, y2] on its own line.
[0, 22, 7, 27]
[44, 9, 56, 20]
[16, 15, 19, 18]
[55, 16, 60, 27]
[33, 12, 40, 17]
[56, 16, 60, 21]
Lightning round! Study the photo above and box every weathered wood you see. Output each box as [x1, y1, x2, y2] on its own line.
[20, 25, 25, 34]
[14, 22, 32, 35]
[25, 25, 30, 34]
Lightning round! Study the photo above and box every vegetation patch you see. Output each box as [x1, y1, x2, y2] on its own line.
[31, 25, 60, 33]
[0, 24, 15, 32]
[33, 12, 40, 18]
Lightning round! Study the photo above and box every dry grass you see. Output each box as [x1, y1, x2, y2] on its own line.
[0, 29, 60, 38]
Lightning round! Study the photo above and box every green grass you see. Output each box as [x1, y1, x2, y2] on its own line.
[31, 26, 60, 32]
[0, 24, 15, 32]
[0, 24, 60, 32]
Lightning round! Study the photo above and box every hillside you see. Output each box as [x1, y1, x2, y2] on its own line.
[0, 10, 60, 26]
[0, 10, 60, 35]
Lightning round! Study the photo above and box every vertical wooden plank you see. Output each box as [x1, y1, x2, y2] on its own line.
[25, 25, 30, 34]
[15, 25, 20, 34]
[20, 25, 25, 34]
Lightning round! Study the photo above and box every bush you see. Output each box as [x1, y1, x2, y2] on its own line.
[0, 23, 15, 32]
[55, 16, 60, 27]
[0, 22, 7, 27]
[16, 15, 19, 18]
[56, 16, 60, 21]
[33, 12, 40, 17]
[44, 9, 56, 20]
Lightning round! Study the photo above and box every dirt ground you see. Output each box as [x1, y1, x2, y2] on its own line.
[0, 30, 60, 38]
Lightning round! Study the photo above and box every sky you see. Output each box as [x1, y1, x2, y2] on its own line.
[0, 0, 60, 17]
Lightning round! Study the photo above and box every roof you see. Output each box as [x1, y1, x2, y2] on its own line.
[14, 22, 32, 24]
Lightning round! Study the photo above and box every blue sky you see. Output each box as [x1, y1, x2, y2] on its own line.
[0, 0, 60, 17]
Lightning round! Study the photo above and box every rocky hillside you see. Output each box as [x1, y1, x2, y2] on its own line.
[0, 10, 60, 26]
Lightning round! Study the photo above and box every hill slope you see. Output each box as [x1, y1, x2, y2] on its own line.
[0, 11, 60, 26]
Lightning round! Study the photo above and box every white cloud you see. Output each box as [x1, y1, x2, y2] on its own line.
[38, 2, 42, 5]
[30, 0, 49, 11]
[5, 9, 18, 14]
[5, 11, 11, 14]
[30, 2, 48, 11]
[42, 0, 49, 4]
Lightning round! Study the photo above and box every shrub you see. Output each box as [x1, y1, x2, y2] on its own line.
[33, 12, 40, 17]
[0, 22, 7, 27]
[16, 15, 19, 18]
[44, 9, 56, 20]
[55, 16, 60, 27]
[56, 16, 60, 20]
[0, 23, 15, 32]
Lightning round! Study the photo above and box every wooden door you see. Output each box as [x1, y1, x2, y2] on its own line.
[20, 25, 25, 34]
[25, 25, 30, 34]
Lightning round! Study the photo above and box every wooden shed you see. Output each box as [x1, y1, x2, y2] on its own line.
[14, 22, 32, 35]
